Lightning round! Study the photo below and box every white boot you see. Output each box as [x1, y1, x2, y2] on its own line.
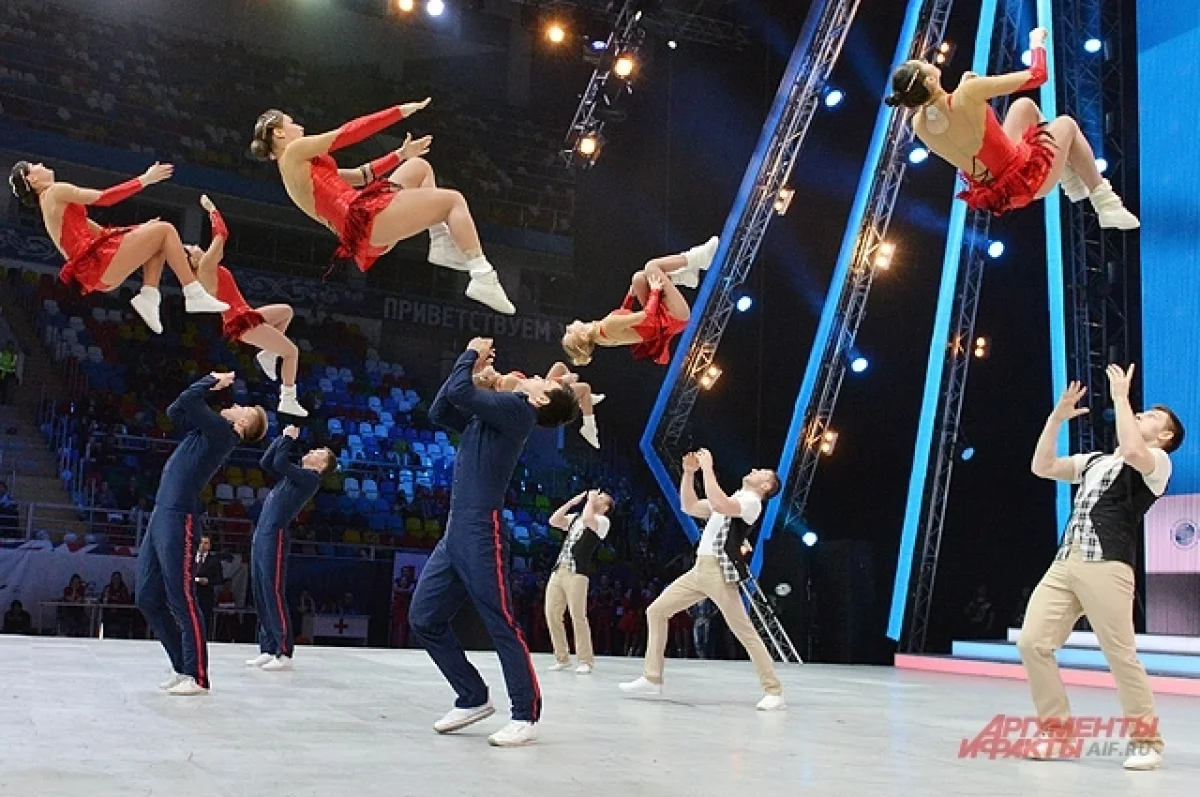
[129, 287, 163, 334]
[182, 281, 230, 314]
[464, 258, 516, 315]
[591, 393, 605, 406]
[427, 223, 470, 271]
[1089, 180, 1140, 230]
[668, 235, 720, 289]
[579, 415, 599, 449]
[1058, 164, 1089, 203]
[256, 350, 279, 382]
[277, 385, 308, 417]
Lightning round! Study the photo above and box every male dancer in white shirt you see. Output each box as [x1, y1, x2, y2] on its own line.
[545, 489, 613, 674]
[620, 449, 785, 709]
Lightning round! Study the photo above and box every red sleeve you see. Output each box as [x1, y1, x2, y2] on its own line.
[1018, 47, 1048, 91]
[208, 209, 229, 240]
[368, 151, 401, 180]
[92, 178, 145, 208]
[331, 106, 405, 152]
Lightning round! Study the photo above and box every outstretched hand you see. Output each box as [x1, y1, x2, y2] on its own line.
[209, 371, 235, 391]
[282, 425, 300, 439]
[682, 452, 699, 473]
[1050, 380, 1089, 421]
[140, 162, 173, 186]
[1029, 27, 1048, 47]
[695, 448, 714, 472]
[397, 133, 432, 160]
[199, 194, 216, 212]
[1106, 363, 1135, 401]
[401, 97, 432, 117]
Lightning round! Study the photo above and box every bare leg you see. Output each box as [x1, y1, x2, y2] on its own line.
[546, 362, 571, 381]
[388, 157, 437, 190]
[240, 322, 300, 386]
[370, 188, 483, 258]
[643, 263, 691, 322]
[629, 271, 650, 307]
[142, 252, 166, 289]
[257, 303, 294, 335]
[1001, 97, 1042, 142]
[645, 253, 688, 274]
[100, 221, 200, 289]
[570, 382, 594, 415]
[1036, 116, 1102, 198]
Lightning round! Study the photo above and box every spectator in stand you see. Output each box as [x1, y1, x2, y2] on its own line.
[60, 574, 88, 637]
[3, 600, 33, 635]
[194, 533, 224, 631]
[963, 585, 996, 640]
[392, 568, 417, 648]
[0, 341, 18, 405]
[0, 481, 19, 533]
[100, 571, 133, 639]
[690, 598, 716, 659]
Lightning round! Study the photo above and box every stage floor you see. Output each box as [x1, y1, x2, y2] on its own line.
[2, 637, 1198, 796]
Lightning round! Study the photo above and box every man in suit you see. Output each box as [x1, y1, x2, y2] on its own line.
[194, 533, 225, 634]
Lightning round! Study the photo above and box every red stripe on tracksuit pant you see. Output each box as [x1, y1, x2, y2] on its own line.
[409, 508, 543, 722]
[252, 527, 293, 657]
[135, 507, 209, 688]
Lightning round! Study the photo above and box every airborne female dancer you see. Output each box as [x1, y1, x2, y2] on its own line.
[561, 236, 718, 368]
[249, 99, 515, 314]
[475, 360, 606, 448]
[884, 28, 1138, 228]
[8, 161, 229, 333]
[186, 195, 308, 417]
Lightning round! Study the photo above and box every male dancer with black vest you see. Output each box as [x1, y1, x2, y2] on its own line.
[409, 337, 579, 747]
[138, 372, 267, 695]
[1020, 365, 1184, 771]
[246, 425, 335, 672]
[620, 448, 785, 710]
[545, 489, 613, 674]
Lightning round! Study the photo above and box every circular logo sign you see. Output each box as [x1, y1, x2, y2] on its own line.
[1172, 520, 1197, 550]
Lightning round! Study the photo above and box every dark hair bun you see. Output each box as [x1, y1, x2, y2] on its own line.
[883, 94, 902, 108]
[248, 138, 271, 162]
[8, 161, 37, 207]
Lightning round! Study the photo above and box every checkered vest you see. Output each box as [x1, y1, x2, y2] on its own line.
[555, 514, 602, 576]
[1056, 453, 1161, 567]
[710, 513, 755, 584]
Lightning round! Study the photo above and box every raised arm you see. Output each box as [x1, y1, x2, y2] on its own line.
[550, 492, 587, 530]
[695, 449, 742, 516]
[959, 32, 1047, 103]
[259, 434, 289, 477]
[166, 374, 223, 433]
[444, 342, 533, 437]
[429, 358, 472, 434]
[47, 163, 172, 208]
[680, 453, 712, 520]
[194, 196, 227, 278]
[1031, 381, 1088, 481]
[1107, 364, 1157, 476]
[284, 100, 429, 163]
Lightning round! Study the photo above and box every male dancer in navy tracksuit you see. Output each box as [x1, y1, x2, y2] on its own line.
[410, 337, 579, 747]
[246, 425, 334, 672]
[138, 372, 267, 695]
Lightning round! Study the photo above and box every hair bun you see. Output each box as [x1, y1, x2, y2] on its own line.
[248, 139, 270, 161]
[883, 94, 901, 107]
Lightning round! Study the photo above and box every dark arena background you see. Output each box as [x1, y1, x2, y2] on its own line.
[0, 0, 1198, 793]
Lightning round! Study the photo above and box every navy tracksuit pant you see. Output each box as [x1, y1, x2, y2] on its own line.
[252, 526, 293, 657]
[409, 508, 542, 722]
[136, 507, 209, 688]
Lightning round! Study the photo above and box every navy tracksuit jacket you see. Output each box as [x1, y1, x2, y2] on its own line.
[409, 349, 543, 722]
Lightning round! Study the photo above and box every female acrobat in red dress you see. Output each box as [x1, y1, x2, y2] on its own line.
[884, 28, 1138, 228]
[560, 236, 719, 368]
[186, 195, 308, 417]
[249, 99, 515, 314]
[7, 161, 229, 333]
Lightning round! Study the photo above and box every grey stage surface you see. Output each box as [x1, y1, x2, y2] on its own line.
[1, 637, 1197, 797]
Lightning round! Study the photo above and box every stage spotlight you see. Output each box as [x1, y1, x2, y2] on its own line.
[973, 336, 990, 359]
[667, 39, 678, 49]
[960, 445, 976, 462]
[873, 241, 896, 271]
[818, 429, 838, 455]
[1021, 49, 1032, 67]
[577, 134, 599, 157]
[1084, 38, 1103, 54]
[802, 531, 818, 547]
[987, 240, 1005, 259]
[774, 186, 795, 216]
[824, 88, 844, 108]
[546, 23, 566, 44]
[736, 295, 753, 312]
[1095, 157, 1108, 173]
[426, 0, 445, 17]
[933, 41, 955, 65]
[397, 0, 414, 11]
[909, 146, 929, 165]
[850, 356, 868, 374]
[614, 54, 636, 78]
[590, 39, 607, 51]
[698, 364, 723, 390]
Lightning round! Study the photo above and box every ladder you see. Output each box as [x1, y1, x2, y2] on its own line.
[740, 574, 803, 663]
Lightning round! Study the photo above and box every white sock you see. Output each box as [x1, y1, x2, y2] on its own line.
[430, 222, 452, 240]
[466, 255, 493, 278]
[139, 286, 160, 300]
[182, 282, 208, 298]
[281, 384, 297, 398]
[582, 414, 597, 430]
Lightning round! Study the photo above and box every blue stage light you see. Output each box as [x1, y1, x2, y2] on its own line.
[909, 146, 929, 165]
[824, 89, 844, 108]
[1095, 157, 1108, 173]
[987, 240, 1005, 259]
[850, 356, 868, 373]
[735, 295, 753, 312]
[590, 39, 607, 51]
[1021, 49, 1032, 67]
[1084, 38, 1103, 54]
[961, 446, 975, 461]
[802, 531, 818, 547]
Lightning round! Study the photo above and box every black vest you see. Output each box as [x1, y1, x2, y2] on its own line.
[563, 517, 603, 577]
[1081, 455, 1162, 568]
[723, 516, 757, 582]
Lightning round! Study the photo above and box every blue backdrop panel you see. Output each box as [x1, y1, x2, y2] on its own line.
[1138, 1, 1200, 494]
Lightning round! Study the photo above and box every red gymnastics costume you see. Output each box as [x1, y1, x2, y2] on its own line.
[601, 285, 689, 366]
[57, 178, 145, 294]
[954, 47, 1054, 215]
[307, 107, 408, 273]
[206, 208, 266, 340]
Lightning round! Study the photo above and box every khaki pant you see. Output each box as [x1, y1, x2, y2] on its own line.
[1016, 545, 1163, 750]
[643, 556, 782, 695]
[545, 567, 593, 665]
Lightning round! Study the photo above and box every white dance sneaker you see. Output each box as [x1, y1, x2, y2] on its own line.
[488, 720, 538, 748]
[591, 393, 605, 405]
[262, 655, 293, 672]
[548, 661, 573, 672]
[277, 387, 309, 418]
[428, 223, 470, 271]
[575, 664, 593, 675]
[166, 676, 209, 696]
[129, 288, 163, 334]
[1089, 180, 1140, 230]
[670, 235, 720, 289]
[256, 350, 279, 381]
[245, 653, 274, 667]
[756, 694, 786, 711]
[618, 676, 662, 696]
[1058, 165, 1089, 203]
[158, 671, 187, 691]
[1123, 748, 1163, 771]
[465, 269, 516, 315]
[579, 418, 600, 449]
[433, 701, 496, 734]
[182, 282, 230, 314]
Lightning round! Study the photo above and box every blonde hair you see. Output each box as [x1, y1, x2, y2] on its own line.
[561, 334, 594, 368]
[242, 406, 268, 443]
